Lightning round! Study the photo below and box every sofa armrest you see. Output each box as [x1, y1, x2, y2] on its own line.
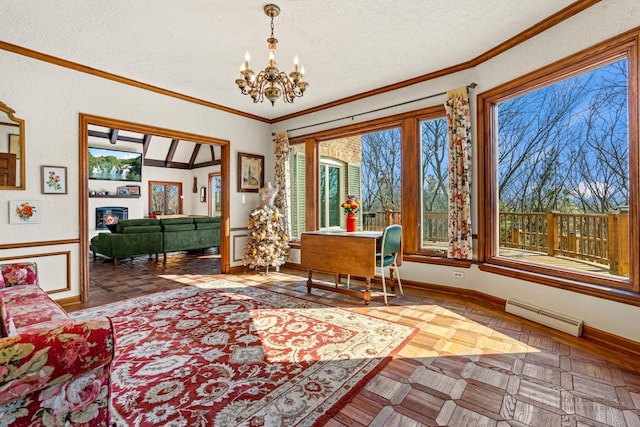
[0, 317, 114, 405]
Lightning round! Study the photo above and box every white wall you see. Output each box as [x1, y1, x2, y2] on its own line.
[279, 1, 640, 342]
[0, 50, 272, 300]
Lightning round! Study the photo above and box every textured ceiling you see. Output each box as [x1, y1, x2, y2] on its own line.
[0, 0, 577, 120]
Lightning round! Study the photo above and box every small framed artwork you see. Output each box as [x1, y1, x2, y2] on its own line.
[238, 152, 264, 193]
[117, 186, 131, 196]
[41, 166, 67, 194]
[200, 186, 206, 203]
[9, 200, 41, 224]
[9, 134, 20, 159]
[126, 185, 140, 196]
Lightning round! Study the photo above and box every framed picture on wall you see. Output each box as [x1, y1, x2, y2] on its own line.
[117, 186, 131, 196]
[9, 200, 41, 224]
[41, 166, 67, 194]
[238, 152, 264, 193]
[126, 185, 140, 196]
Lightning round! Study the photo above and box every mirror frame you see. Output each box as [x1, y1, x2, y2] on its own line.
[0, 101, 25, 190]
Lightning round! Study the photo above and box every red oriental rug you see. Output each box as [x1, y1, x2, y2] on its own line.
[71, 279, 416, 426]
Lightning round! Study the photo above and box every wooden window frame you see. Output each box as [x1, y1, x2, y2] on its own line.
[148, 180, 183, 215]
[477, 30, 640, 299]
[289, 104, 462, 263]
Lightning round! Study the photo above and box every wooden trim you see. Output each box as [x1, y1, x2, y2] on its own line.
[57, 295, 82, 308]
[582, 325, 640, 359]
[479, 263, 640, 308]
[0, 238, 80, 250]
[401, 116, 419, 254]
[220, 143, 231, 273]
[402, 254, 473, 268]
[304, 139, 319, 232]
[0, 251, 72, 294]
[229, 265, 245, 274]
[272, 0, 601, 123]
[79, 113, 232, 298]
[0, 41, 269, 124]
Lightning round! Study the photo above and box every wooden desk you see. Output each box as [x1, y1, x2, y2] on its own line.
[301, 230, 382, 304]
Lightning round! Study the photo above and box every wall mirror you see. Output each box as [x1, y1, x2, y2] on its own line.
[0, 101, 25, 190]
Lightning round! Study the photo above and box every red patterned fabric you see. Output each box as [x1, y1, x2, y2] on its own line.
[0, 262, 115, 427]
[0, 295, 16, 337]
[0, 262, 39, 288]
[1, 285, 69, 329]
[72, 280, 416, 426]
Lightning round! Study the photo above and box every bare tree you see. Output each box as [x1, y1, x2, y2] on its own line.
[421, 118, 448, 212]
[360, 128, 402, 212]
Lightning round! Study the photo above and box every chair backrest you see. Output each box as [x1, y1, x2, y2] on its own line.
[381, 224, 402, 257]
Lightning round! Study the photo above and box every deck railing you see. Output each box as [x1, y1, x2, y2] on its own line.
[362, 210, 448, 244]
[362, 209, 629, 276]
[499, 210, 629, 275]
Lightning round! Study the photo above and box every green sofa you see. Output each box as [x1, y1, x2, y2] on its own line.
[160, 216, 221, 264]
[90, 218, 163, 265]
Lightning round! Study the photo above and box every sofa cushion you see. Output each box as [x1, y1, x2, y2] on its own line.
[115, 218, 160, 233]
[0, 262, 39, 288]
[195, 222, 217, 230]
[122, 225, 162, 234]
[163, 223, 196, 232]
[160, 217, 194, 226]
[0, 295, 17, 337]
[193, 216, 220, 224]
[2, 285, 69, 329]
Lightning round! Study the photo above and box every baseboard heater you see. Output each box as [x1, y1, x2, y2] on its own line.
[505, 299, 584, 337]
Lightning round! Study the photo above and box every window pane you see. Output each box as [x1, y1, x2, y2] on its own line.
[288, 147, 305, 238]
[166, 185, 179, 214]
[361, 128, 402, 230]
[496, 59, 629, 278]
[151, 184, 164, 213]
[420, 117, 448, 253]
[328, 166, 341, 227]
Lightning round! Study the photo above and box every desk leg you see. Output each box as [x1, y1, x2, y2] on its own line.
[307, 269, 313, 293]
[364, 278, 371, 305]
[334, 272, 341, 287]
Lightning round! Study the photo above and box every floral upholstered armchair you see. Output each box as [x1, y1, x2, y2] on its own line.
[0, 262, 115, 426]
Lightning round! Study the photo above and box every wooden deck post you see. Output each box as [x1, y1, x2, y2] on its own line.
[608, 208, 629, 276]
[618, 209, 629, 277]
[547, 211, 557, 256]
[608, 211, 619, 273]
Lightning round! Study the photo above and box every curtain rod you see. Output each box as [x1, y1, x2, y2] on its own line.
[273, 83, 477, 136]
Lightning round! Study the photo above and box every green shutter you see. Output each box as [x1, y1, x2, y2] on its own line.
[290, 152, 306, 238]
[347, 163, 362, 226]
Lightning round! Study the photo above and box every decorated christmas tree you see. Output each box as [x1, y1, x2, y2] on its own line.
[242, 183, 289, 272]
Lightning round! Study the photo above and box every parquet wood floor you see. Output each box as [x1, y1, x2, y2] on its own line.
[66, 252, 640, 426]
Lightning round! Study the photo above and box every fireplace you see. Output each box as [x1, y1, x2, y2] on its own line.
[96, 206, 128, 230]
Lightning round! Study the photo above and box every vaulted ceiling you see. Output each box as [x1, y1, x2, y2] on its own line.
[88, 125, 221, 170]
[1, 1, 580, 121]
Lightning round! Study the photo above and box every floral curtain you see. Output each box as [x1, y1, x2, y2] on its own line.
[273, 131, 291, 237]
[444, 87, 473, 260]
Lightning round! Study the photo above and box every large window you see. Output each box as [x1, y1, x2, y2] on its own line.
[149, 181, 182, 215]
[319, 159, 344, 229]
[479, 36, 638, 293]
[420, 116, 448, 254]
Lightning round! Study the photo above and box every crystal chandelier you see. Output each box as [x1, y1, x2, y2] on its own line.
[235, 4, 309, 106]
